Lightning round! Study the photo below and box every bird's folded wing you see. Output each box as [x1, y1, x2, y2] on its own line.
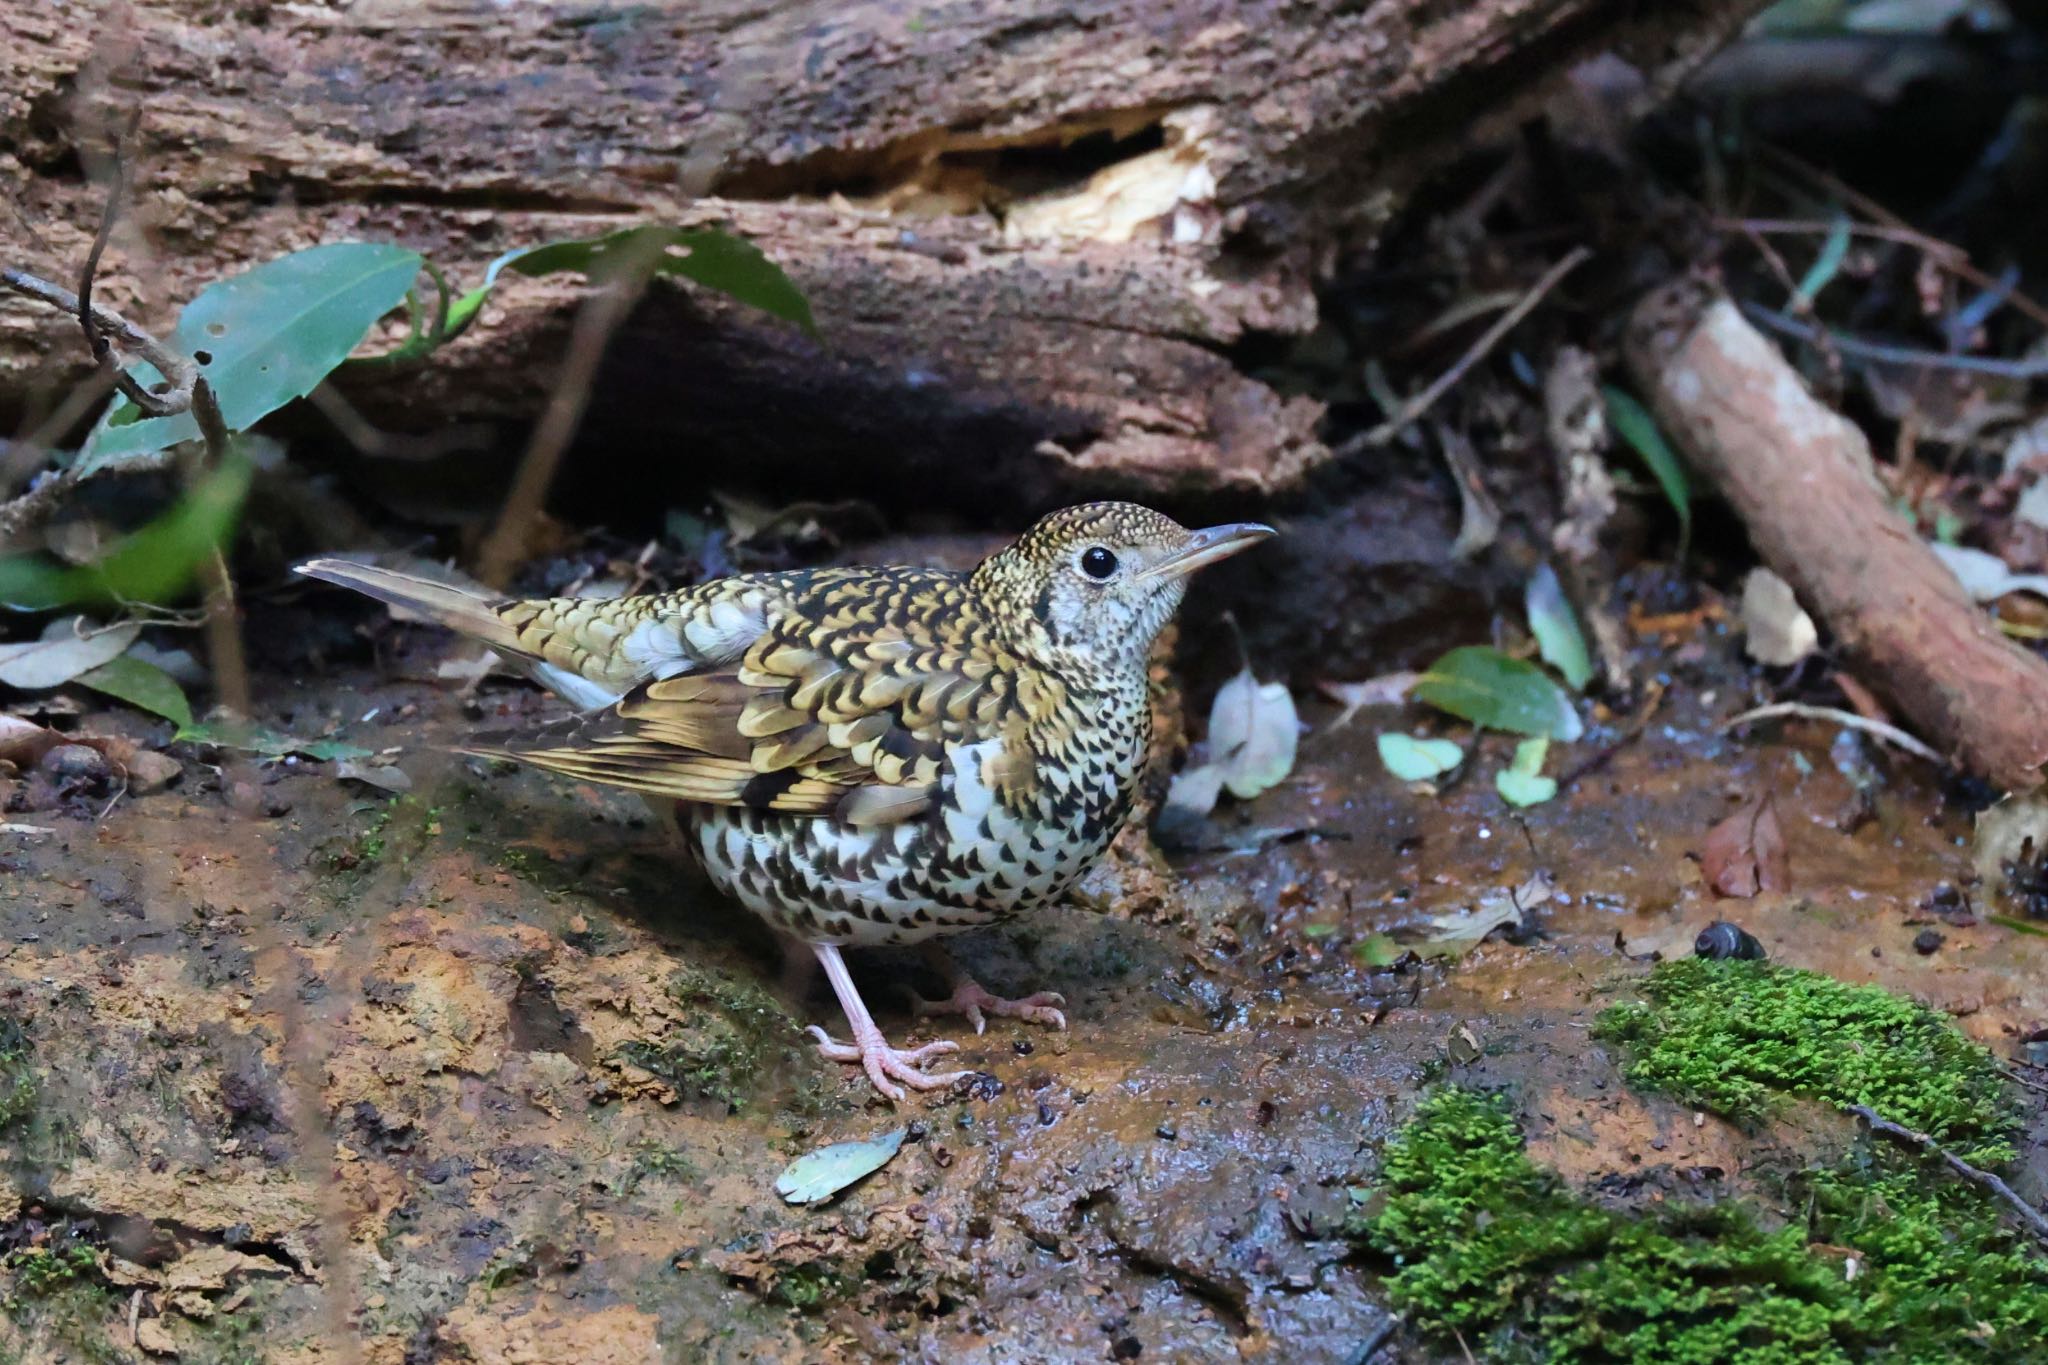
[465, 609, 1022, 827]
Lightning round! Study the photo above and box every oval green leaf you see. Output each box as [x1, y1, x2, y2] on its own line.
[1525, 563, 1593, 691]
[1414, 646, 1583, 742]
[75, 655, 196, 734]
[774, 1126, 907, 1206]
[81, 243, 424, 470]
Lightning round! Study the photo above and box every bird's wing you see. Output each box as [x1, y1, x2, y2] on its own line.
[467, 570, 1028, 826]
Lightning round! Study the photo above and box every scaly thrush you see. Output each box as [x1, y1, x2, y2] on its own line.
[299, 503, 1274, 1100]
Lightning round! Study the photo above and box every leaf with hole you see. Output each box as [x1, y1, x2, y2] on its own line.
[1603, 385, 1692, 556]
[80, 243, 423, 470]
[1414, 646, 1583, 741]
[1524, 563, 1592, 690]
[444, 225, 815, 340]
[0, 452, 252, 610]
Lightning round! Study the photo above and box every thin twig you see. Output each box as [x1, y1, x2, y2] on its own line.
[184, 380, 250, 717]
[475, 230, 671, 588]
[77, 107, 143, 365]
[1740, 303, 2048, 379]
[1720, 702, 1944, 765]
[1337, 247, 1592, 454]
[1, 269, 195, 416]
[1752, 144, 2048, 332]
[1847, 1104, 2048, 1245]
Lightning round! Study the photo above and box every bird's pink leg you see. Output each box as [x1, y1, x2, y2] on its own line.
[806, 943, 971, 1102]
[912, 943, 1068, 1034]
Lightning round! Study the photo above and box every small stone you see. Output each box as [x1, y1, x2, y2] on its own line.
[1155, 1122, 1177, 1141]
[41, 743, 108, 780]
[1913, 928, 1945, 956]
[125, 750, 183, 795]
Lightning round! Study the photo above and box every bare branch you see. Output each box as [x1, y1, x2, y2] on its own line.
[1, 268, 195, 418]
[1847, 1105, 2048, 1246]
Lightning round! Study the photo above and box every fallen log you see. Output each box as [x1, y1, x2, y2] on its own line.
[1626, 277, 2048, 792]
[1, 0, 1757, 511]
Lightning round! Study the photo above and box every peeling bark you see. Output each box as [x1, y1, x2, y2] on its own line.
[1626, 280, 2048, 792]
[2, 0, 1756, 507]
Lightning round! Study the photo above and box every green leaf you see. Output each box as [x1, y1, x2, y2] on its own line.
[1792, 211, 1852, 308]
[774, 1126, 907, 1205]
[1415, 646, 1583, 741]
[177, 716, 371, 762]
[1602, 385, 1692, 557]
[81, 243, 424, 470]
[1376, 732, 1464, 782]
[445, 225, 815, 339]
[1495, 738, 1558, 807]
[1524, 563, 1592, 690]
[0, 451, 253, 611]
[1356, 933, 1404, 969]
[74, 656, 195, 733]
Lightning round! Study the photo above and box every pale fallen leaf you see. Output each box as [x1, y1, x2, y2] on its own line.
[1495, 737, 1558, 807]
[2018, 479, 2048, 532]
[774, 1126, 907, 1205]
[1740, 568, 1818, 667]
[1702, 794, 1791, 898]
[0, 616, 141, 689]
[1207, 665, 1299, 800]
[1377, 732, 1463, 782]
[1931, 542, 2048, 604]
[1419, 873, 1554, 958]
[335, 760, 412, 793]
[1320, 672, 1420, 728]
[1162, 763, 1226, 822]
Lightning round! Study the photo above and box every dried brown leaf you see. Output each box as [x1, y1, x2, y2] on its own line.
[1702, 793, 1791, 898]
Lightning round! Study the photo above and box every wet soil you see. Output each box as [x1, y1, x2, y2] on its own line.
[3, 618, 2045, 1363]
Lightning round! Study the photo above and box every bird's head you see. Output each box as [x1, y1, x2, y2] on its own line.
[972, 502, 1275, 677]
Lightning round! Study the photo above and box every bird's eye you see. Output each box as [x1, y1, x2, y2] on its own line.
[1080, 546, 1119, 580]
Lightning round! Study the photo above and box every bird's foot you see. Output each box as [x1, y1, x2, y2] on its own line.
[806, 1026, 971, 1103]
[912, 978, 1068, 1035]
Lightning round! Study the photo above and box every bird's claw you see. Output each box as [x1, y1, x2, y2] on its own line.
[806, 1025, 970, 1102]
[912, 980, 1068, 1035]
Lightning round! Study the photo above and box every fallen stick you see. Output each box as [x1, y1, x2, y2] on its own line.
[1626, 279, 2048, 791]
[1846, 1105, 2048, 1246]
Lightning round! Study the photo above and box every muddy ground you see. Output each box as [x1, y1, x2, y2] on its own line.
[2, 585, 2045, 1364]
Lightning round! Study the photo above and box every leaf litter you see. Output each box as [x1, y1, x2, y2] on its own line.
[1702, 793, 1792, 899]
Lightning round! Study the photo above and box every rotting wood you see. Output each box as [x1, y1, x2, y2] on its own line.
[1626, 278, 2048, 791]
[1, 0, 1758, 510]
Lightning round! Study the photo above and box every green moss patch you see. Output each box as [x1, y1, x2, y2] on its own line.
[616, 966, 791, 1112]
[1593, 959, 2012, 1162]
[1355, 1089, 2048, 1363]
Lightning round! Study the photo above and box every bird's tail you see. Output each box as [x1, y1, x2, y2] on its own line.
[294, 558, 525, 656]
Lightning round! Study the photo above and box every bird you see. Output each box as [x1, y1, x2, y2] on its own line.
[297, 502, 1274, 1100]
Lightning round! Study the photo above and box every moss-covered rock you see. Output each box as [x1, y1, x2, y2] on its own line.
[1355, 961, 2048, 1362]
[1355, 1089, 2048, 1363]
[1593, 958, 2013, 1162]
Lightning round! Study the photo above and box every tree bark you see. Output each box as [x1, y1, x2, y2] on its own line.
[1626, 279, 2048, 792]
[3, 0, 1757, 511]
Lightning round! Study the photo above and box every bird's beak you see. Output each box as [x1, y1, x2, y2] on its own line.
[1140, 522, 1277, 580]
